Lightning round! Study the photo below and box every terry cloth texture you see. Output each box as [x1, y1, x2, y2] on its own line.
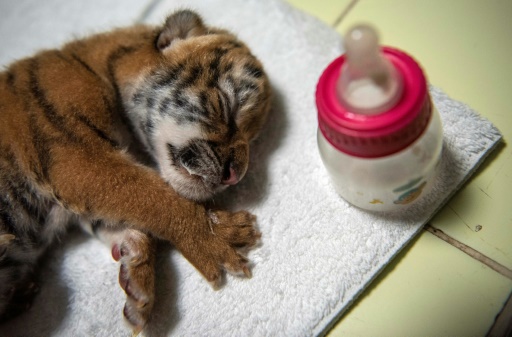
[0, 0, 502, 336]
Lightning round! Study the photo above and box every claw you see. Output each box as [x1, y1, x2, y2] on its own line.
[124, 281, 149, 309]
[124, 303, 144, 333]
[0, 234, 16, 245]
[131, 328, 142, 337]
[119, 264, 129, 291]
[242, 265, 252, 278]
[209, 276, 223, 291]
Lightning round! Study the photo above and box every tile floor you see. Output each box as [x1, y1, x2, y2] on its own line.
[285, 0, 512, 336]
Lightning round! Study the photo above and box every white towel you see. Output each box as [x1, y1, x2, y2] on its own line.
[0, 0, 502, 336]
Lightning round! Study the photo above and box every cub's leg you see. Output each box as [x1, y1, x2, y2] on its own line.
[0, 166, 70, 322]
[51, 147, 259, 288]
[0, 232, 41, 322]
[80, 220, 155, 332]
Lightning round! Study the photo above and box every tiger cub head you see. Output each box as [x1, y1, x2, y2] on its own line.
[124, 10, 271, 201]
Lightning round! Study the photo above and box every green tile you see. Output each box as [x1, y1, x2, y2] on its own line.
[329, 231, 512, 337]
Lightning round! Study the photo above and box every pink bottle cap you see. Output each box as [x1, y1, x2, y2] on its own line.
[316, 47, 431, 158]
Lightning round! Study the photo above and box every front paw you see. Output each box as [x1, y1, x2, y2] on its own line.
[185, 210, 261, 289]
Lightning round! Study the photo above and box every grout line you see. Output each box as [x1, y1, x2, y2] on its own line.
[331, 0, 359, 27]
[425, 224, 512, 280]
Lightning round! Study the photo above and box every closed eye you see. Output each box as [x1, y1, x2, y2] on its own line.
[167, 143, 178, 163]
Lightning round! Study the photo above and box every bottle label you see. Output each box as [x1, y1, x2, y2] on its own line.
[392, 177, 427, 205]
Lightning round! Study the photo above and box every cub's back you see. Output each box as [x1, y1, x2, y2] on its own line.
[0, 25, 158, 183]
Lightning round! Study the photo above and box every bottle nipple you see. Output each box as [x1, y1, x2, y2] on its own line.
[337, 24, 403, 115]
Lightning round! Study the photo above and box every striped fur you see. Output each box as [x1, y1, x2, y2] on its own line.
[0, 10, 270, 331]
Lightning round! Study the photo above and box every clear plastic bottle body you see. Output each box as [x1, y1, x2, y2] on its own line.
[318, 105, 443, 212]
[316, 26, 444, 212]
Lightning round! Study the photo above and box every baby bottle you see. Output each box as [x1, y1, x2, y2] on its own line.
[316, 24, 443, 212]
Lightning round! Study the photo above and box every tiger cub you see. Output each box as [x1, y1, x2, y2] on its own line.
[0, 10, 271, 332]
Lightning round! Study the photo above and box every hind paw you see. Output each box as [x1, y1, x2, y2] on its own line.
[0, 279, 40, 322]
[111, 230, 156, 333]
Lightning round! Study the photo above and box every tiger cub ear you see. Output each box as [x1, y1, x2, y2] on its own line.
[156, 10, 208, 51]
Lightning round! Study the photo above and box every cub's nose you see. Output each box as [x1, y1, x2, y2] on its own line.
[221, 165, 239, 185]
